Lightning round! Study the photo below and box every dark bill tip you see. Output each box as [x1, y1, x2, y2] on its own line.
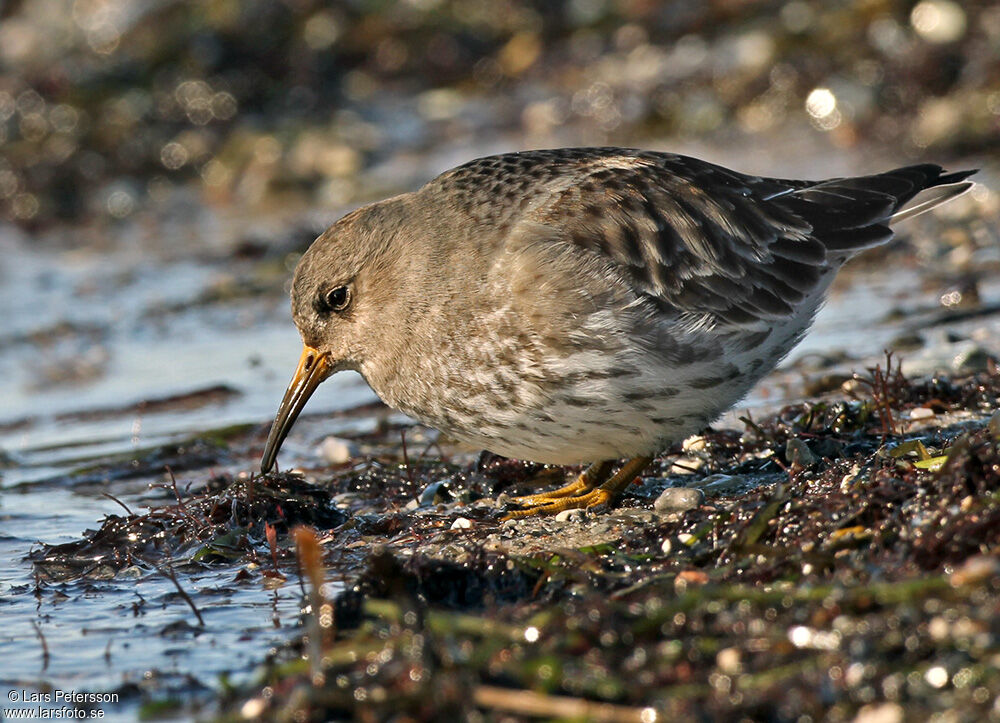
[260, 346, 331, 473]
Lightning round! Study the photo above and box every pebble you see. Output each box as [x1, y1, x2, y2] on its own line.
[555, 508, 586, 522]
[331, 491, 361, 508]
[692, 473, 746, 494]
[681, 435, 708, 452]
[317, 436, 359, 464]
[785, 438, 817, 466]
[615, 509, 656, 523]
[670, 456, 705, 475]
[450, 517, 472, 530]
[907, 407, 936, 421]
[654, 486, 704, 513]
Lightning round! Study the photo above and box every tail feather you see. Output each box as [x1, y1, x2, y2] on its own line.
[890, 179, 975, 224]
[776, 164, 977, 258]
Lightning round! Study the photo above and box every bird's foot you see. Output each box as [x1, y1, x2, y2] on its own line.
[508, 474, 593, 507]
[502, 487, 616, 519]
[502, 456, 654, 519]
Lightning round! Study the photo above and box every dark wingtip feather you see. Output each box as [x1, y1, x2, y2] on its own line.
[938, 168, 978, 185]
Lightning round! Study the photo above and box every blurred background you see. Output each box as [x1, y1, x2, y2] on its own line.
[2, 0, 998, 228]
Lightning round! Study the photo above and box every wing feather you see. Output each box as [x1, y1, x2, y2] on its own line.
[426, 149, 974, 328]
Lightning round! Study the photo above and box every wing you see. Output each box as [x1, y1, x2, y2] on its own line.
[440, 148, 967, 328]
[500, 150, 823, 328]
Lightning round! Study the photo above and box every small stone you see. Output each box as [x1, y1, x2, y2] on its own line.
[785, 437, 817, 466]
[840, 378, 863, 395]
[681, 435, 708, 452]
[555, 508, 586, 522]
[907, 407, 935, 421]
[693, 473, 746, 494]
[331, 491, 361, 508]
[660, 538, 672, 554]
[670, 456, 705, 475]
[654, 486, 704, 513]
[450, 517, 472, 530]
[317, 436, 359, 464]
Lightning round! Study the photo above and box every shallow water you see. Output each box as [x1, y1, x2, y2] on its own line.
[0, 146, 997, 717]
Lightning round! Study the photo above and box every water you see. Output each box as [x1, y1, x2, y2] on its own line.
[0, 206, 368, 719]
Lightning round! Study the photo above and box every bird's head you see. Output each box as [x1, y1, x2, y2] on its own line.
[260, 197, 409, 473]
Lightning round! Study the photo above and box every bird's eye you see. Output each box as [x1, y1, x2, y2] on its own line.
[321, 285, 351, 313]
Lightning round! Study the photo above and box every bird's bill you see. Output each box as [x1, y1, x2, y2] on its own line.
[260, 345, 332, 473]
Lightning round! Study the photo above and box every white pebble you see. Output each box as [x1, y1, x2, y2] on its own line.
[450, 517, 473, 530]
[317, 436, 358, 464]
[681, 435, 708, 452]
[555, 508, 586, 522]
[670, 456, 705, 475]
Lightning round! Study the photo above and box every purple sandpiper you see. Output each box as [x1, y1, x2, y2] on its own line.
[260, 148, 974, 515]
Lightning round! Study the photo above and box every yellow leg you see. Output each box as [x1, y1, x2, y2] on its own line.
[509, 460, 615, 507]
[504, 456, 653, 518]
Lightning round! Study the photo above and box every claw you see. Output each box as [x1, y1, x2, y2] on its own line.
[501, 456, 653, 520]
[503, 488, 615, 519]
[509, 476, 592, 507]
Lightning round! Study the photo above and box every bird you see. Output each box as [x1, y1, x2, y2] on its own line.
[259, 147, 974, 516]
